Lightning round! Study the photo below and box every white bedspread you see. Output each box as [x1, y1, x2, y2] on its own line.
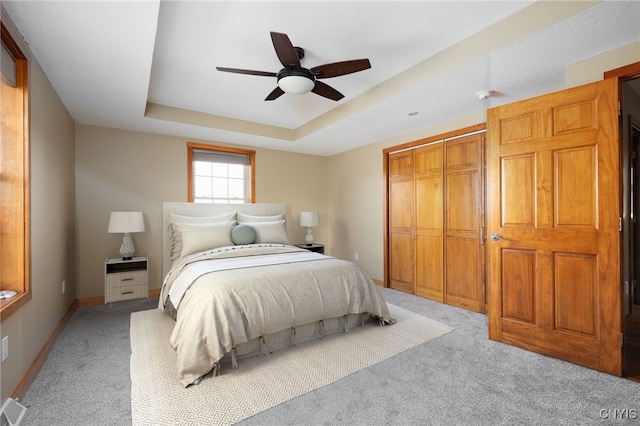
[159, 244, 393, 386]
[167, 249, 328, 310]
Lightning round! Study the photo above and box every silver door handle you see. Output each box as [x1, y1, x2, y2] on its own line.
[490, 232, 501, 241]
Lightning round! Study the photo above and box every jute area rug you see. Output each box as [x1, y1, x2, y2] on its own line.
[130, 304, 453, 426]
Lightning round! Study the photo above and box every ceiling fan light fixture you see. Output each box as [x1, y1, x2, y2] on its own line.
[277, 69, 315, 95]
[217, 32, 369, 101]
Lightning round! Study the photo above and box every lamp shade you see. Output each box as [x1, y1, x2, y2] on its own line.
[299, 211, 320, 228]
[108, 211, 145, 233]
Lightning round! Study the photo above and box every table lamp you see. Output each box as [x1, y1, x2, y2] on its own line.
[108, 211, 145, 260]
[299, 211, 320, 245]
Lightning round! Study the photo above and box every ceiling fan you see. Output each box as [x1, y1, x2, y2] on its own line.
[216, 32, 371, 101]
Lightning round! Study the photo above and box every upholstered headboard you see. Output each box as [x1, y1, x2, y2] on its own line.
[161, 202, 288, 278]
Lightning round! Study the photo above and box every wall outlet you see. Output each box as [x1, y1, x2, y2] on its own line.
[354, 252, 359, 261]
[61, 280, 66, 294]
[2, 336, 8, 362]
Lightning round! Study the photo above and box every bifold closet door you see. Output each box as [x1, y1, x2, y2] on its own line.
[386, 133, 484, 312]
[444, 134, 485, 313]
[389, 150, 415, 293]
[415, 144, 444, 301]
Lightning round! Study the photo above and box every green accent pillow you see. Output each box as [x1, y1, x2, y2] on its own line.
[231, 224, 257, 245]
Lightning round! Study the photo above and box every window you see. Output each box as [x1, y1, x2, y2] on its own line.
[1, 14, 31, 321]
[187, 142, 255, 204]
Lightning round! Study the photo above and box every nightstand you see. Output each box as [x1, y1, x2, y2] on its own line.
[295, 243, 324, 254]
[105, 256, 148, 303]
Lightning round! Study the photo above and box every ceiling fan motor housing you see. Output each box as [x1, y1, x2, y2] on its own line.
[293, 46, 305, 60]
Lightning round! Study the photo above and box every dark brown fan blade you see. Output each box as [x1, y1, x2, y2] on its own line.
[216, 67, 277, 77]
[270, 32, 300, 68]
[265, 86, 285, 101]
[310, 59, 371, 79]
[311, 81, 344, 101]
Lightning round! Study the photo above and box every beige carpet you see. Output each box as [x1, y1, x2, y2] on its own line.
[130, 304, 453, 426]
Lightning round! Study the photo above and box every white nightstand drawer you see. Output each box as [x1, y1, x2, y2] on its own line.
[105, 270, 147, 289]
[105, 283, 148, 302]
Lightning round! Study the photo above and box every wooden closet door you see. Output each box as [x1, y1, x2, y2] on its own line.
[389, 150, 415, 293]
[444, 134, 485, 312]
[415, 144, 444, 301]
[486, 79, 622, 374]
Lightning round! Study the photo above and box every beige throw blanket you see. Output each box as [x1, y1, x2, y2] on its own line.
[160, 244, 394, 387]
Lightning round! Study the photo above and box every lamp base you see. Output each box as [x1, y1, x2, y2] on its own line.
[119, 233, 135, 261]
[305, 227, 314, 245]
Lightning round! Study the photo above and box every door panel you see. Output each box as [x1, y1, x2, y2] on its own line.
[445, 237, 481, 310]
[501, 249, 536, 324]
[554, 147, 597, 227]
[446, 171, 478, 231]
[415, 144, 444, 300]
[502, 155, 536, 226]
[487, 79, 621, 374]
[389, 178, 414, 293]
[554, 253, 598, 337]
[390, 233, 413, 293]
[389, 151, 415, 293]
[445, 135, 485, 313]
[415, 234, 443, 301]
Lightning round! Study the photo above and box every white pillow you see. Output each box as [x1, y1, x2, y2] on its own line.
[168, 211, 236, 259]
[172, 221, 236, 258]
[239, 220, 290, 244]
[236, 213, 283, 223]
[170, 211, 236, 224]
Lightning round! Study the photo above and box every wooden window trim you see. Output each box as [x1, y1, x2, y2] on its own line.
[1, 293, 32, 322]
[1, 19, 31, 322]
[187, 142, 256, 203]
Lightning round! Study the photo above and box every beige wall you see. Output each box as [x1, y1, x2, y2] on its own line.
[1, 59, 76, 401]
[566, 41, 640, 87]
[75, 126, 328, 298]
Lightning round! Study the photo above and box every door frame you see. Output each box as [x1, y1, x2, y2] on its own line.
[608, 61, 640, 377]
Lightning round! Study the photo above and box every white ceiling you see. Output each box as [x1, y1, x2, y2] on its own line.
[3, 1, 640, 156]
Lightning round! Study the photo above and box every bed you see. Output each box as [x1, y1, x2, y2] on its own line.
[160, 202, 395, 387]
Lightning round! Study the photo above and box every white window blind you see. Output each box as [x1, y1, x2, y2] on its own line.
[192, 149, 251, 166]
[1, 43, 16, 87]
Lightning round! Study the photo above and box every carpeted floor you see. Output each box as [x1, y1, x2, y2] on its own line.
[19, 288, 640, 425]
[130, 304, 452, 425]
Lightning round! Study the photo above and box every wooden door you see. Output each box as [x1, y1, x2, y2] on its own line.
[389, 150, 415, 293]
[445, 134, 485, 312]
[486, 79, 622, 374]
[415, 144, 444, 301]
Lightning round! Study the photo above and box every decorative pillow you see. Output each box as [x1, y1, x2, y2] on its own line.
[239, 220, 290, 244]
[168, 211, 236, 259]
[236, 213, 283, 223]
[172, 221, 236, 258]
[231, 224, 257, 245]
